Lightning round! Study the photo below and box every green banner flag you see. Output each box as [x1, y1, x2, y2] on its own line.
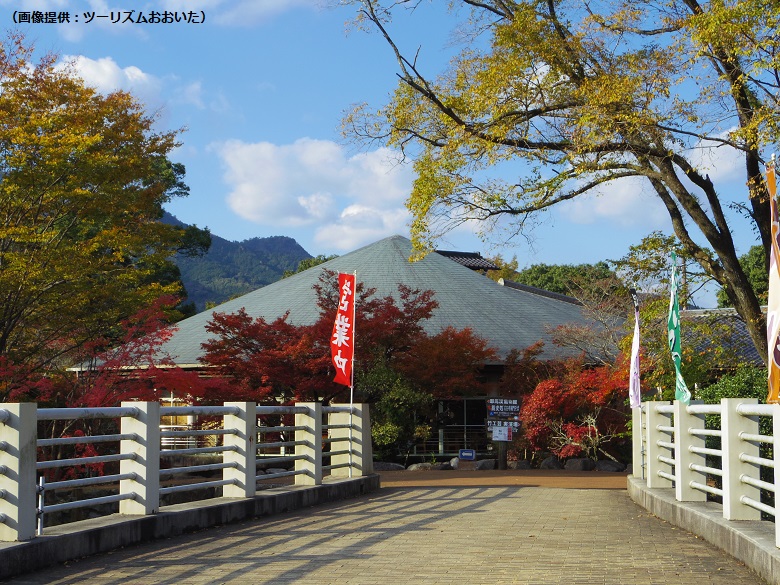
[667, 252, 691, 404]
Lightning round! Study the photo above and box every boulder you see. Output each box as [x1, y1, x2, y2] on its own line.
[596, 460, 626, 472]
[373, 462, 406, 471]
[539, 456, 563, 469]
[449, 457, 460, 470]
[564, 458, 596, 471]
[407, 462, 433, 471]
[475, 459, 496, 470]
[432, 462, 453, 471]
[508, 460, 532, 470]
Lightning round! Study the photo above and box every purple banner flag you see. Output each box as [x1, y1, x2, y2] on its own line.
[629, 288, 641, 408]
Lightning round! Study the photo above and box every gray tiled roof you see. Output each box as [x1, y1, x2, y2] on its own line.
[161, 235, 592, 366]
[434, 250, 500, 271]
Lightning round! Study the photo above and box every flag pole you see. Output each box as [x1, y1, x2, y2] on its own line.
[348, 270, 356, 477]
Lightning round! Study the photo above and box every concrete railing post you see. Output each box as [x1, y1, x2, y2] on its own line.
[645, 401, 673, 489]
[0, 403, 37, 541]
[773, 404, 780, 547]
[295, 402, 322, 486]
[329, 403, 373, 477]
[223, 402, 256, 498]
[674, 400, 706, 502]
[632, 404, 645, 479]
[721, 398, 761, 521]
[120, 401, 160, 515]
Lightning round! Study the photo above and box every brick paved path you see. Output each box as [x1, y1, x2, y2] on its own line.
[3, 486, 768, 585]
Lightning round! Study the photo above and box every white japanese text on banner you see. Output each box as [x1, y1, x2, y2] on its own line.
[331, 272, 356, 387]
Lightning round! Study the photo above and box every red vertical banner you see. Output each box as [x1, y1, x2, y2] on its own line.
[331, 272, 356, 387]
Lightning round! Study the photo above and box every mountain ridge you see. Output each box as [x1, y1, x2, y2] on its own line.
[163, 212, 312, 311]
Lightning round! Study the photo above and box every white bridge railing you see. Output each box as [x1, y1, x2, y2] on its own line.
[0, 401, 372, 541]
[633, 398, 780, 545]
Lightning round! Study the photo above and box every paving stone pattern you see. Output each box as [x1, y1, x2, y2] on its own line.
[3, 487, 767, 585]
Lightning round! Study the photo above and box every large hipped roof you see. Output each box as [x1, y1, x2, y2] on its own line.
[160, 235, 590, 366]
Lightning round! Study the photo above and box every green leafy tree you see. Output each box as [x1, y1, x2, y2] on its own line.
[282, 254, 338, 278]
[717, 245, 767, 308]
[344, 0, 779, 365]
[511, 262, 616, 297]
[0, 34, 197, 371]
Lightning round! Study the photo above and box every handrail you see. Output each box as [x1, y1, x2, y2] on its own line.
[0, 400, 370, 541]
[636, 398, 780, 550]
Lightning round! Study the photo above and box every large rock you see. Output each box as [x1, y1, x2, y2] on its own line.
[475, 459, 496, 470]
[449, 457, 460, 470]
[596, 460, 626, 472]
[373, 462, 406, 471]
[432, 462, 453, 471]
[539, 456, 563, 469]
[564, 458, 596, 471]
[407, 462, 433, 471]
[508, 460, 532, 470]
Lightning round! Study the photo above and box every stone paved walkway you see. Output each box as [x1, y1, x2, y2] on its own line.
[2, 474, 768, 584]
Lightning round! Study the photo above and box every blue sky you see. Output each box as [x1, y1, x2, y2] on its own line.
[2, 0, 764, 306]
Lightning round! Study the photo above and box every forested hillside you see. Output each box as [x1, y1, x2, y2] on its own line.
[164, 213, 311, 311]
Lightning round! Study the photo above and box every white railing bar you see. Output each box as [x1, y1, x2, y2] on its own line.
[159, 479, 237, 496]
[256, 406, 308, 415]
[739, 453, 774, 468]
[323, 436, 350, 445]
[323, 463, 352, 471]
[0, 513, 6, 524]
[740, 495, 776, 517]
[159, 462, 237, 477]
[160, 429, 234, 438]
[258, 440, 308, 450]
[0, 441, 7, 451]
[657, 455, 676, 467]
[739, 432, 773, 444]
[0, 465, 7, 476]
[44, 473, 137, 491]
[689, 463, 723, 477]
[690, 481, 723, 497]
[656, 425, 674, 434]
[42, 493, 135, 515]
[322, 424, 353, 431]
[689, 428, 721, 437]
[324, 449, 351, 458]
[689, 446, 722, 457]
[257, 425, 305, 434]
[737, 404, 774, 417]
[161, 406, 239, 417]
[657, 440, 675, 450]
[741, 474, 776, 493]
[686, 404, 722, 415]
[256, 455, 305, 466]
[37, 407, 139, 421]
[657, 470, 676, 482]
[36, 452, 135, 470]
[654, 405, 674, 414]
[38, 433, 137, 447]
[322, 406, 354, 414]
[0, 409, 10, 423]
[258, 469, 305, 481]
[159, 446, 236, 457]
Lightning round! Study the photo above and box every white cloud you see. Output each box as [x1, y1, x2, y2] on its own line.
[214, 138, 414, 249]
[158, 0, 316, 26]
[558, 175, 670, 229]
[60, 55, 162, 106]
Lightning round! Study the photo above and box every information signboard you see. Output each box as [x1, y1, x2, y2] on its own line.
[486, 398, 520, 418]
[491, 426, 512, 442]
